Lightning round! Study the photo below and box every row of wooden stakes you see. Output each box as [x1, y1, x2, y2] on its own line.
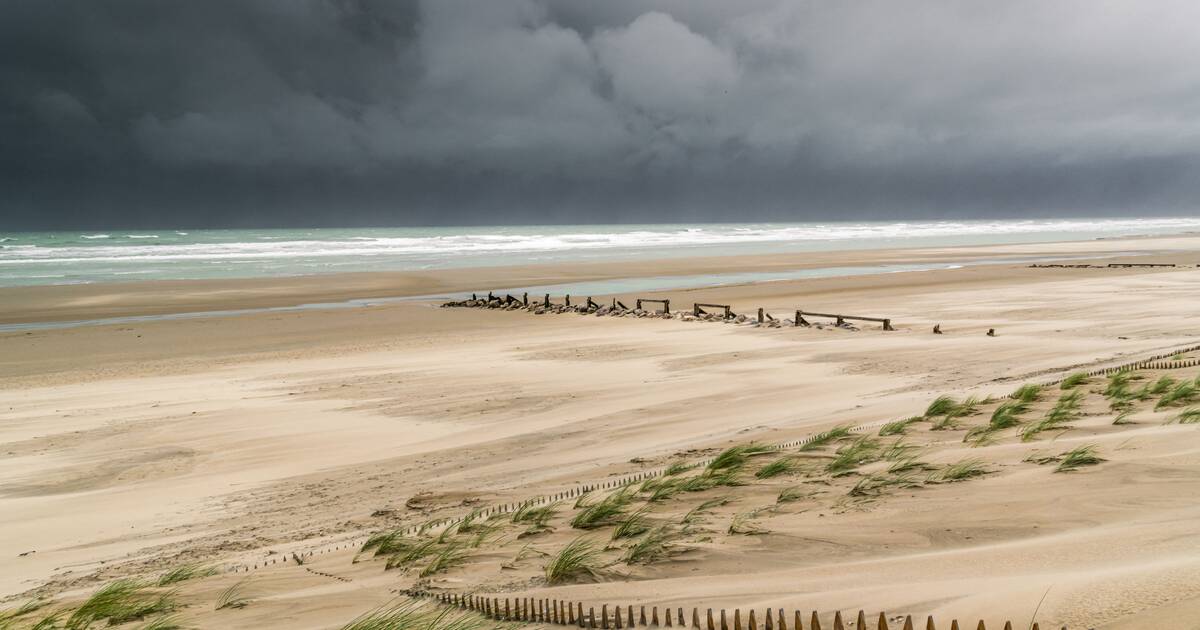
[419, 591, 1061, 630]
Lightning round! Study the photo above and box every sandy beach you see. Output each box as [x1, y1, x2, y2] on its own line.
[3, 234, 1200, 629]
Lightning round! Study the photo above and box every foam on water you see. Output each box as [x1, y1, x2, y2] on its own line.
[0, 218, 1196, 287]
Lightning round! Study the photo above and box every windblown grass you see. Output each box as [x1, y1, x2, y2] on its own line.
[681, 497, 729, 524]
[0, 600, 48, 626]
[927, 459, 989, 483]
[965, 401, 1028, 443]
[361, 529, 415, 558]
[1155, 380, 1198, 410]
[341, 600, 497, 630]
[647, 479, 683, 503]
[825, 436, 880, 475]
[136, 616, 185, 630]
[384, 539, 439, 571]
[544, 537, 603, 585]
[573, 491, 593, 509]
[513, 502, 558, 536]
[610, 506, 652, 540]
[677, 468, 743, 493]
[776, 486, 808, 503]
[924, 395, 957, 418]
[1059, 372, 1089, 390]
[571, 488, 634, 529]
[1012, 383, 1042, 404]
[1112, 410, 1134, 425]
[65, 579, 176, 629]
[621, 526, 680, 564]
[886, 457, 933, 475]
[215, 580, 251, 610]
[1055, 445, 1105, 472]
[727, 511, 768, 535]
[799, 425, 854, 451]
[1147, 375, 1177, 395]
[880, 439, 920, 461]
[878, 416, 922, 436]
[156, 563, 217, 587]
[1021, 390, 1082, 441]
[663, 461, 692, 476]
[1173, 408, 1200, 424]
[755, 457, 797, 479]
[420, 543, 470, 577]
[706, 444, 771, 472]
[848, 472, 918, 497]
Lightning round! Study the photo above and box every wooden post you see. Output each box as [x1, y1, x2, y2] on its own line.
[628, 606, 635, 628]
[749, 609, 758, 630]
[523, 292, 528, 306]
[722, 610, 729, 630]
[735, 609, 742, 630]
[637, 299, 643, 310]
[925, 617, 935, 630]
[603, 605, 610, 629]
[694, 304, 702, 316]
[878, 613, 889, 630]
[811, 612, 822, 630]
[580, 603, 586, 628]
[758, 308, 764, 323]
[650, 607, 657, 626]
[950, 621, 959, 630]
[707, 609, 714, 630]
[834, 612, 845, 630]
[976, 622, 985, 630]
[795, 611, 803, 630]
[590, 608, 597, 629]
[766, 609, 774, 630]
[566, 294, 571, 307]
[615, 606, 623, 629]
[856, 611, 866, 630]
[664, 299, 670, 313]
[545, 294, 551, 307]
[505, 599, 511, 621]
[903, 617, 913, 630]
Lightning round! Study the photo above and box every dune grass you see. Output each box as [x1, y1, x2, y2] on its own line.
[965, 400, 1029, 443]
[512, 502, 558, 535]
[727, 511, 768, 535]
[571, 488, 635, 529]
[1012, 383, 1042, 403]
[611, 506, 652, 540]
[621, 526, 679, 565]
[848, 472, 918, 497]
[1020, 390, 1082, 441]
[927, 459, 989, 483]
[1155, 380, 1198, 410]
[420, 543, 470, 577]
[878, 416, 922, 436]
[799, 425, 854, 451]
[706, 444, 771, 472]
[681, 497, 729, 524]
[215, 580, 251, 611]
[341, 600, 497, 630]
[156, 563, 217, 587]
[663, 461, 693, 476]
[545, 537, 603, 585]
[825, 436, 880, 475]
[1173, 408, 1200, 424]
[755, 457, 798, 479]
[1054, 445, 1105, 472]
[65, 579, 176, 629]
[136, 616, 185, 630]
[886, 457, 933, 475]
[776, 486, 808, 504]
[924, 395, 958, 418]
[1059, 372, 1089, 390]
[384, 538, 440, 571]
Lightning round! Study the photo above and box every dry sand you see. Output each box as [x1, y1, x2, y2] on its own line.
[2, 234, 1200, 629]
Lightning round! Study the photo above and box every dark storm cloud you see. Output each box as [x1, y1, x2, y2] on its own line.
[3, 0, 1200, 228]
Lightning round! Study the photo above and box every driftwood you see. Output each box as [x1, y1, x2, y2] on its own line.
[795, 310, 894, 331]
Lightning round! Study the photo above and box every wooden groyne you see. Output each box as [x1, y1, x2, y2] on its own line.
[413, 590, 1063, 630]
[441, 295, 891, 332]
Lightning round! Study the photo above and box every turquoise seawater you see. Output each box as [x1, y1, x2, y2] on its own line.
[1, 218, 1198, 287]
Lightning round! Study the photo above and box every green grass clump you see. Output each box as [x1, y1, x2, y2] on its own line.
[755, 457, 797, 479]
[663, 461, 692, 476]
[848, 472, 918, 498]
[1059, 372, 1089, 390]
[927, 459, 989, 483]
[1103, 371, 1136, 401]
[880, 439, 920, 461]
[776, 486, 808, 504]
[0, 600, 49, 626]
[1012, 383, 1042, 403]
[886, 457, 932, 475]
[621, 526, 679, 565]
[1055, 445, 1105, 472]
[215, 580, 251, 611]
[341, 600, 496, 630]
[544, 537, 603, 585]
[512, 501, 558, 535]
[611, 506, 652, 540]
[384, 539, 439, 571]
[878, 416, 922, 436]
[66, 579, 175, 629]
[966, 401, 1029, 443]
[361, 529, 411, 557]
[1155, 381, 1198, 410]
[1021, 390, 1082, 441]
[680, 497, 729, 524]
[1147, 375, 1177, 395]
[156, 563, 217, 587]
[677, 468, 743, 493]
[1173, 408, 1200, 424]
[924, 395, 958, 418]
[571, 488, 634, 529]
[799, 425, 854, 451]
[419, 543, 470, 577]
[825, 436, 880, 475]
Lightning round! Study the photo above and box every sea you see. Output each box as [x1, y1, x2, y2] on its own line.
[1, 218, 1199, 288]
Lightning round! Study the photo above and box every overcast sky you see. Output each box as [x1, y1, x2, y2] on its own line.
[3, 0, 1200, 228]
